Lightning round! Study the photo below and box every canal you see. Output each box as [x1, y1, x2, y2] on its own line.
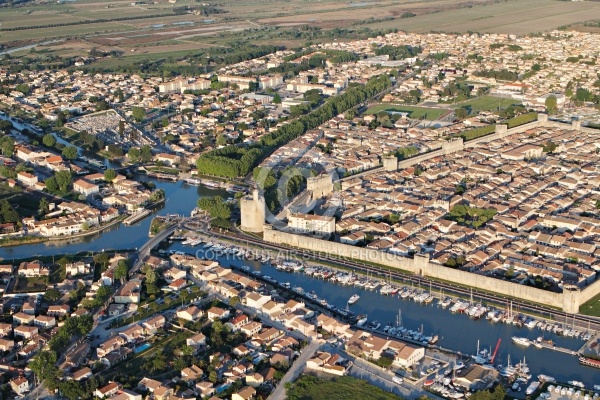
[170, 244, 599, 387]
[0, 177, 227, 259]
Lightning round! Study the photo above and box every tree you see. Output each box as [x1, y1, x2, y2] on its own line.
[0, 120, 13, 134]
[140, 145, 152, 163]
[128, 147, 141, 163]
[455, 108, 468, 120]
[162, 117, 169, 128]
[505, 265, 515, 278]
[273, 93, 282, 104]
[30, 351, 59, 387]
[93, 252, 110, 272]
[542, 140, 557, 153]
[229, 296, 240, 307]
[216, 134, 227, 146]
[104, 168, 117, 182]
[545, 95, 558, 113]
[43, 133, 57, 147]
[59, 380, 87, 400]
[39, 197, 49, 215]
[62, 146, 78, 160]
[150, 189, 165, 203]
[1, 136, 14, 157]
[180, 290, 190, 305]
[198, 197, 232, 220]
[174, 357, 187, 371]
[44, 288, 62, 303]
[132, 106, 146, 123]
[114, 259, 130, 283]
[45, 176, 59, 193]
[144, 266, 158, 284]
[55, 170, 73, 192]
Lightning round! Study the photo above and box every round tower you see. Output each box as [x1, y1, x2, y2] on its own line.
[240, 189, 266, 233]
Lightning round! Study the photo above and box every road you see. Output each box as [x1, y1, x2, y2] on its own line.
[267, 339, 321, 400]
[131, 221, 180, 273]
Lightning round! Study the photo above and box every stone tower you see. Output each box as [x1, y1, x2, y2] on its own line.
[307, 174, 333, 198]
[382, 154, 398, 172]
[240, 189, 266, 233]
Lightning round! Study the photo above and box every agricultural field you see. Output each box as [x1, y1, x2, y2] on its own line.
[365, 104, 448, 120]
[361, 0, 600, 35]
[3, 0, 596, 53]
[453, 96, 523, 115]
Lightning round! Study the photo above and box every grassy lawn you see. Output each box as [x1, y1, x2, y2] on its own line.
[286, 374, 403, 400]
[453, 95, 522, 115]
[147, 166, 180, 175]
[14, 276, 49, 293]
[580, 292, 600, 317]
[365, 104, 447, 120]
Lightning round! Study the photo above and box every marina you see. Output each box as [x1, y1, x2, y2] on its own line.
[166, 241, 600, 388]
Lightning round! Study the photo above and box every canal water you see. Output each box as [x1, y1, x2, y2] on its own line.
[0, 177, 227, 259]
[169, 244, 600, 387]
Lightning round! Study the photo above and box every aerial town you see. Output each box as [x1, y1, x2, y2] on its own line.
[0, 21, 600, 400]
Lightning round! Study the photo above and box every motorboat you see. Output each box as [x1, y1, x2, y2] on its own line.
[512, 336, 531, 347]
[357, 315, 368, 326]
[526, 381, 540, 395]
[348, 294, 360, 305]
[569, 381, 585, 389]
[453, 361, 465, 370]
[538, 374, 555, 383]
[368, 320, 381, 330]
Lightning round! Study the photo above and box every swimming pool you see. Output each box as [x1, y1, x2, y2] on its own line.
[134, 343, 151, 354]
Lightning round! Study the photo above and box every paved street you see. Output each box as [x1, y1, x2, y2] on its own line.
[268, 339, 321, 400]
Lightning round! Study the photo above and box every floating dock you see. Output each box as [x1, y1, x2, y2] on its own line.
[123, 209, 151, 225]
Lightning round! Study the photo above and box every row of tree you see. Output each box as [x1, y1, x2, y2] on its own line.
[473, 69, 519, 81]
[29, 315, 95, 396]
[196, 74, 392, 178]
[373, 44, 422, 60]
[128, 144, 153, 163]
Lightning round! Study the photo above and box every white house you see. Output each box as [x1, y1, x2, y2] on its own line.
[73, 179, 100, 196]
[17, 171, 38, 187]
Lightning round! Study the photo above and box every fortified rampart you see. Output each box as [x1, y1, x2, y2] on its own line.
[307, 174, 334, 198]
[395, 115, 581, 170]
[261, 116, 600, 312]
[263, 226, 580, 312]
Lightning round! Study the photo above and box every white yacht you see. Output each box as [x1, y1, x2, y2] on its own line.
[511, 336, 531, 347]
[348, 294, 360, 305]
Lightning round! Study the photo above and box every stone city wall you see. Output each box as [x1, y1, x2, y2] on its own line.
[263, 226, 572, 311]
